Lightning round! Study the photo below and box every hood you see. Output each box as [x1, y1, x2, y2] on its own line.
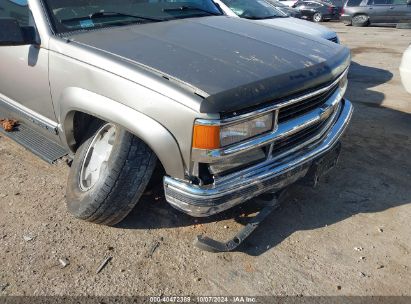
[68, 16, 350, 113]
[255, 17, 337, 40]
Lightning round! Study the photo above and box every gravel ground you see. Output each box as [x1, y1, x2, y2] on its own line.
[0, 22, 410, 296]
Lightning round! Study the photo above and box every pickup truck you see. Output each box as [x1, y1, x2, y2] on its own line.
[0, 0, 353, 226]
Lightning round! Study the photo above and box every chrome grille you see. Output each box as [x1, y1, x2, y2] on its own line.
[271, 120, 327, 157]
[271, 101, 342, 161]
[278, 84, 339, 123]
[191, 68, 348, 166]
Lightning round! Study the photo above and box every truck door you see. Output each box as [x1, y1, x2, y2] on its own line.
[0, 0, 57, 125]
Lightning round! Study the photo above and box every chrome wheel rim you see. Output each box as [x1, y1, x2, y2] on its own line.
[313, 13, 321, 22]
[354, 15, 367, 23]
[79, 123, 116, 191]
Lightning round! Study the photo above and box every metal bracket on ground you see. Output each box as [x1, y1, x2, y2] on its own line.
[194, 191, 285, 252]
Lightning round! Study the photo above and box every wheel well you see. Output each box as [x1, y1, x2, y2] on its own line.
[71, 112, 103, 151]
[69, 111, 166, 178]
[353, 13, 369, 18]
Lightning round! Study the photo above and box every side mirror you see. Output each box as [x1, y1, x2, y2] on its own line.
[0, 18, 37, 46]
[407, 0, 411, 5]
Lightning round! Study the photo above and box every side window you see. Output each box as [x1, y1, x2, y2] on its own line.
[346, 0, 362, 6]
[371, 0, 389, 4]
[392, 0, 406, 4]
[0, 0, 29, 26]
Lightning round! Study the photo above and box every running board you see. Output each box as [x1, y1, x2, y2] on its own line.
[0, 122, 68, 164]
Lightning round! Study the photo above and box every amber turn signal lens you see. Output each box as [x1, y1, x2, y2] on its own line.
[192, 125, 220, 149]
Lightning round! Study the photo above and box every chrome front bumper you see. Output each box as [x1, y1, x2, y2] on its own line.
[164, 99, 353, 217]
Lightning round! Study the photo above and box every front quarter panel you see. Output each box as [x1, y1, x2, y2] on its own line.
[48, 38, 211, 179]
[59, 88, 186, 178]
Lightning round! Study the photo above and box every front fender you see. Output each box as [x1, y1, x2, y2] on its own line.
[58, 87, 186, 179]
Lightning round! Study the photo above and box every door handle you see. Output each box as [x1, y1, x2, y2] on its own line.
[389, 6, 394, 8]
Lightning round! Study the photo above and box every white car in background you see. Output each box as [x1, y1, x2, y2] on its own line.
[214, 0, 340, 43]
[400, 44, 411, 94]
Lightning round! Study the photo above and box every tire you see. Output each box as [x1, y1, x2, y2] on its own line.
[66, 120, 157, 226]
[352, 14, 369, 27]
[313, 12, 323, 22]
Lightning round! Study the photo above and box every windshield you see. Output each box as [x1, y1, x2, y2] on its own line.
[42, 0, 222, 34]
[220, 0, 287, 19]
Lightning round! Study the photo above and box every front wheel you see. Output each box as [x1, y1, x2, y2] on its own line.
[352, 14, 369, 27]
[313, 12, 323, 22]
[66, 121, 157, 226]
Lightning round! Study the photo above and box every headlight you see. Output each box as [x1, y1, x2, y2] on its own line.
[192, 113, 274, 150]
[220, 113, 273, 147]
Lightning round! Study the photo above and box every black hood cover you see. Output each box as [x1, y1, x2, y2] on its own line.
[69, 16, 350, 113]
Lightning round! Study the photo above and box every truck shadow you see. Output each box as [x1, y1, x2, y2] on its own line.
[345, 61, 392, 106]
[240, 102, 411, 255]
[119, 62, 411, 256]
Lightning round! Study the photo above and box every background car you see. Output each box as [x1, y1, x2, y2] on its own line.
[341, 0, 411, 27]
[321, 0, 345, 12]
[293, 0, 340, 22]
[276, 0, 299, 7]
[0, 0, 29, 25]
[265, 0, 303, 17]
[400, 44, 411, 94]
[214, 0, 340, 42]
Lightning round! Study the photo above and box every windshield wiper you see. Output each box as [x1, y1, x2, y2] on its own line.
[163, 6, 221, 16]
[62, 11, 162, 23]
